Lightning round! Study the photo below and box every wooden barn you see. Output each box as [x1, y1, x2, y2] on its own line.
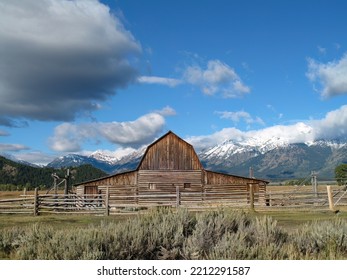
[75, 131, 268, 207]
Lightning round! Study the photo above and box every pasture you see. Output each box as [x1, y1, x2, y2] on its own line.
[0, 206, 346, 231]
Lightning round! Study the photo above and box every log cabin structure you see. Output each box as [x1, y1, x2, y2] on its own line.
[75, 131, 268, 207]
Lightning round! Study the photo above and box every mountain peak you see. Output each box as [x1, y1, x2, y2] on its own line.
[89, 150, 119, 164]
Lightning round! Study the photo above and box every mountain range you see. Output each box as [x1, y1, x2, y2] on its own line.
[45, 137, 347, 181]
[199, 139, 347, 180]
[47, 149, 145, 174]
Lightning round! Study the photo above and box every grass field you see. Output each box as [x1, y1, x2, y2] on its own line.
[1, 207, 346, 231]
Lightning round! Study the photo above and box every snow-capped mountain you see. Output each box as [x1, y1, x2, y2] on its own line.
[199, 135, 291, 167]
[47, 148, 145, 174]
[199, 138, 347, 179]
[199, 122, 316, 164]
[89, 151, 120, 164]
[46, 133, 347, 180]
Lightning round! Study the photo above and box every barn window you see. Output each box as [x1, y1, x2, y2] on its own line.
[148, 183, 156, 190]
[184, 183, 191, 189]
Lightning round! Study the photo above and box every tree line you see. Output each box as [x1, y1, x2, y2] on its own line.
[0, 156, 107, 191]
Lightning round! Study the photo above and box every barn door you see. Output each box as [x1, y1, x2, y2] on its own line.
[247, 183, 259, 202]
[84, 186, 99, 204]
[84, 186, 98, 195]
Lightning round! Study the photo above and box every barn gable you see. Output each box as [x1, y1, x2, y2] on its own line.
[137, 131, 203, 170]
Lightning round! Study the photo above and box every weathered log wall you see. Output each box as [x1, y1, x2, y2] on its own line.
[138, 132, 203, 170]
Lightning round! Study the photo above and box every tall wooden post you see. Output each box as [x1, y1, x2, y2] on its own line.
[105, 186, 109, 216]
[326, 185, 334, 211]
[312, 171, 318, 199]
[249, 184, 255, 211]
[34, 187, 39, 216]
[176, 186, 181, 208]
[135, 186, 139, 205]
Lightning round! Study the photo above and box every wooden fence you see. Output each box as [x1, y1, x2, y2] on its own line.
[1, 185, 347, 215]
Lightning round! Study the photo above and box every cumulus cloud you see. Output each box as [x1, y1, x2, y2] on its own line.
[306, 53, 347, 98]
[0, 0, 141, 123]
[311, 105, 347, 140]
[135, 59, 250, 98]
[183, 60, 250, 98]
[216, 110, 265, 126]
[49, 112, 167, 152]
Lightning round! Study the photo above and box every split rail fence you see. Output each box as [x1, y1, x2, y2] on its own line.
[0, 185, 347, 215]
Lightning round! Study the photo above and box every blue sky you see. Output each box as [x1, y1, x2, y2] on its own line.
[1, 0, 347, 165]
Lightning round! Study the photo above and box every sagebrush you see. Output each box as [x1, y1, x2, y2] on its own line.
[1, 208, 346, 260]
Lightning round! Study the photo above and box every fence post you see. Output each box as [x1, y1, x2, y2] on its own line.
[135, 186, 139, 205]
[249, 184, 255, 211]
[34, 187, 39, 216]
[176, 186, 181, 208]
[326, 185, 334, 211]
[105, 186, 109, 216]
[23, 187, 27, 196]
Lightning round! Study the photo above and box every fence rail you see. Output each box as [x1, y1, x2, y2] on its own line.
[1, 185, 346, 215]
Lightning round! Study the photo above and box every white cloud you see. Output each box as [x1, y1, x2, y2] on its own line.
[186, 127, 246, 150]
[183, 60, 250, 98]
[137, 59, 250, 98]
[49, 112, 168, 152]
[306, 53, 347, 98]
[188, 123, 315, 151]
[137, 76, 182, 87]
[216, 110, 265, 126]
[249, 122, 315, 144]
[98, 113, 165, 145]
[188, 105, 347, 151]
[311, 104, 347, 140]
[0, 0, 141, 123]
[15, 151, 57, 166]
[0, 143, 30, 152]
[153, 106, 177, 116]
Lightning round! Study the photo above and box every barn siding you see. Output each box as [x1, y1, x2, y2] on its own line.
[137, 170, 203, 205]
[138, 132, 203, 170]
[80, 171, 137, 187]
[204, 170, 262, 185]
[137, 170, 202, 186]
